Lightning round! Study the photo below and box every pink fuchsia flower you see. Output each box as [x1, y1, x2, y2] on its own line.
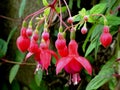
[55, 33, 68, 57]
[56, 40, 92, 85]
[100, 26, 112, 48]
[40, 41, 58, 71]
[16, 27, 30, 52]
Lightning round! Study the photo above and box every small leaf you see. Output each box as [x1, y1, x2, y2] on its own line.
[69, 0, 73, 9]
[42, 0, 48, 6]
[0, 39, 7, 58]
[79, 8, 86, 17]
[43, 8, 50, 17]
[77, 0, 81, 8]
[9, 65, 20, 83]
[85, 41, 96, 57]
[35, 69, 43, 86]
[7, 27, 17, 44]
[56, 6, 67, 13]
[90, 3, 107, 14]
[86, 56, 115, 90]
[19, 0, 26, 17]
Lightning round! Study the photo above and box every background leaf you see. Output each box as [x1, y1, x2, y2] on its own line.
[0, 39, 7, 58]
[7, 27, 17, 44]
[90, 3, 107, 14]
[9, 65, 20, 83]
[35, 69, 43, 86]
[19, 0, 26, 18]
[86, 56, 115, 90]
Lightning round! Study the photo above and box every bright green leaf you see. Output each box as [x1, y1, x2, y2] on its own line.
[19, 0, 26, 18]
[82, 24, 96, 52]
[0, 39, 7, 58]
[56, 6, 67, 13]
[79, 8, 86, 17]
[90, 3, 107, 14]
[86, 56, 115, 90]
[44, 8, 50, 17]
[42, 0, 48, 6]
[9, 65, 20, 83]
[35, 69, 43, 86]
[7, 27, 17, 44]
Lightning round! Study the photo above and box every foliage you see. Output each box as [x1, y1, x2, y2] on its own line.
[0, 0, 120, 90]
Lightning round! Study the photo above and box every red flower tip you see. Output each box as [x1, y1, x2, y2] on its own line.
[100, 32, 112, 48]
[16, 36, 30, 52]
[55, 38, 66, 49]
[32, 31, 39, 41]
[103, 26, 109, 33]
[42, 31, 50, 41]
[26, 28, 33, 37]
[67, 17, 74, 24]
[81, 26, 87, 34]
[28, 40, 39, 53]
[20, 27, 27, 37]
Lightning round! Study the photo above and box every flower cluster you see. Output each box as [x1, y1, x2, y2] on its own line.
[16, 0, 113, 85]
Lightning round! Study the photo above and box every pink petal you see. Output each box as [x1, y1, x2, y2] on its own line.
[75, 56, 92, 75]
[40, 50, 51, 70]
[56, 57, 71, 74]
[48, 50, 59, 62]
[25, 52, 33, 61]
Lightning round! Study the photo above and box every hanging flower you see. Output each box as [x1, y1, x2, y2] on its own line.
[56, 40, 92, 85]
[100, 26, 112, 48]
[16, 27, 30, 52]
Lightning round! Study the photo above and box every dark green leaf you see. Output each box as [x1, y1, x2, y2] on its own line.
[86, 56, 115, 90]
[9, 65, 20, 83]
[69, 0, 73, 9]
[15, 50, 25, 62]
[19, 0, 26, 17]
[109, 77, 117, 90]
[35, 69, 43, 86]
[7, 27, 17, 44]
[11, 80, 20, 90]
[90, 3, 107, 14]
[77, 0, 81, 8]
[0, 39, 7, 58]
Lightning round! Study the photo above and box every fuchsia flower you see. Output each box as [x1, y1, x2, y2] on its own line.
[16, 27, 30, 52]
[55, 33, 68, 57]
[100, 26, 112, 48]
[56, 40, 92, 85]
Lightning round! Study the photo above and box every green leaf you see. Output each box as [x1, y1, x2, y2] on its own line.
[7, 27, 17, 44]
[109, 77, 117, 90]
[56, 6, 67, 13]
[43, 8, 50, 17]
[79, 8, 86, 17]
[19, 0, 26, 17]
[86, 56, 115, 90]
[9, 65, 20, 83]
[73, 14, 82, 22]
[82, 24, 96, 52]
[77, 0, 81, 8]
[11, 80, 20, 90]
[0, 39, 7, 58]
[42, 0, 48, 6]
[85, 41, 96, 57]
[35, 69, 43, 86]
[90, 3, 107, 14]
[106, 15, 120, 26]
[15, 50, 25, 62]
[90, 24, 103, 41]
[69, 0, 73, 9]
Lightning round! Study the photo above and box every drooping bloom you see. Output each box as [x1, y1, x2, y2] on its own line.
[55, 33, 68, 57]
[56, 40, 92, 85]
[16, 27, 30, 52]
[100, 26, 112, 48]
